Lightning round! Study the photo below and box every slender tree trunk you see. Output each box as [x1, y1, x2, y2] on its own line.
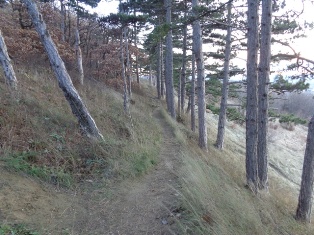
[161, 43, 164, 98]
[121, 28, 129, 113]
[192, 0, 207, 150]
[191, 53, 196, 132]
[178, 69, 181, 116]
[156, 40, 161, 99]
[75, 14, 84, 85]
[22, 0, 103, 140]
[246, 0, 259, 192]
[180, 0, 187, 113]
[125, 28, 132, 98]
[149, 63, 152, 86]
[133, 10, 140, 84]
[0, 30, 17, 90]
[295, 115, 314, 222]
[164, 0, 176, 118]
[60, 0, 65, 42]
[215, 2, 232, 150]
[257, 0, 272, 191]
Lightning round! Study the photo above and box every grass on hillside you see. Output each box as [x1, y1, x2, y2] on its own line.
[0, 65, 162, 188]
[160, 110, 314, 235]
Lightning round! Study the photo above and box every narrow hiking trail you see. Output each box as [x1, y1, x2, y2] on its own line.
[76, 108, 183, 235]
[0, 108, 183, 234]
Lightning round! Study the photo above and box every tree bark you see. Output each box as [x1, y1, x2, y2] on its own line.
[161, 43, 165, 98]
[180, 0, 187, 113]
[246, 0, 259, 192]
[121, 27, 129, 113]
[125, 28, 132, 98]
[178, 68, 181, 116]
[191, 53, 196, 132]
[75, 28, 84, 85]
[215, 1, 232, 150]
[60, 0, 65, 42]
[164, 0, 176, 118]
[22, 0, 103, 140]
[149, 63, 152, 86]
[0, 30, 18, 90]
[257, 0, 272, 191]
[192, 0, 207, 151]
[156, 39, 161, 99]
[295, 115, 314, 223]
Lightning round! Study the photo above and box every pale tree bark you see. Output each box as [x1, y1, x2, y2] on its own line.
[60, 0, 65, 42]
[161, 43, 165, 98]
[125, 28, 132, 98]
[75, 27, 84, 85]
[0, 30, 17, 90]
[180, 0, 187, 113]
[164, 0, 176, 118]
[215, 1, 232, 150]
[295, 115, 314, 223]
[134, 10, 140, 84]
[121, 27, 129, 113]
[246, 0, 259, 192]
[156, 40, 161, 99]
[149, 63, 152, 86]
[191, 53, 196, 132]
[192, 0, 207, 150]
[257, 0, 272, 191]
[22, 0, 103, 140]
[178, 68, 181, 116]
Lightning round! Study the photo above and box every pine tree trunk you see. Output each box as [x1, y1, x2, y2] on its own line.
[125, 28, 132, 98]
[75, 28, 84, 85]
[133, 10, 140, 84]
[296, 115, 314, 222]
[178, 69, 181, 116]
[149, 63, 152, 86]
[180, 1, 187, 113]
[246, 0, 259, 192]
[161, 43, 165, 98]
[257, 0, 272, 191]
[191, 53, 196, 132]
[0, 30, 18, 90]
[22, 0, 103, 140]
[164, 0, 176, 118]
[121, 27, 129, 113]
[60, 0, 65, 42]
[192, 0, 207, 150]
[156, 40, 161, 99]
[215, 2, 232, 150]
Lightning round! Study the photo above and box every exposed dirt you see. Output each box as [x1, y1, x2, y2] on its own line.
[0, 108, 182, 234]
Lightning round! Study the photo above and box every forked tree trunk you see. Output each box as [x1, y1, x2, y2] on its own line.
[191, 53, 196, 132]
[296, 115, 314, 223]
[22, 0, 103, 140]
[192, 0, 207, 151]
[257, 0, 272, 191]
[215, 2, 232, 150]
[0, 30, 17, 90]
[246, 0, 259, 192]
[164, 0, 176, 118]
[75, 28, 84, 85]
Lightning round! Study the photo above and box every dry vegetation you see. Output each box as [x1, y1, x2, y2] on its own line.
[1, 1, 314, 234]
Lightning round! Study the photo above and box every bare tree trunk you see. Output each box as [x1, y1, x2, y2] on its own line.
[180, 0, 187, 113]
[133, 10, 140, 84]
[164, 0, 176, 118]
[156, 40, 161, 99]
[192, 0, 207, 151]
[0, 30, 17, 90]
[178, 69, 181, 116]
[125, 28, 132, 98]
[257, 0, 272, 191]
[121, 28, 129, 113]
[215, 2, 232, 150]
[75, 26, 84, 85]
[295, 115, 314, 222]
[149, 63, 152, 86]
[60, 0, 65, 42]
[246, 0, 259, 192]
[191, 53, 196, 132]
[161, 43, 165, 98]
[22, 0, 103, 140]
